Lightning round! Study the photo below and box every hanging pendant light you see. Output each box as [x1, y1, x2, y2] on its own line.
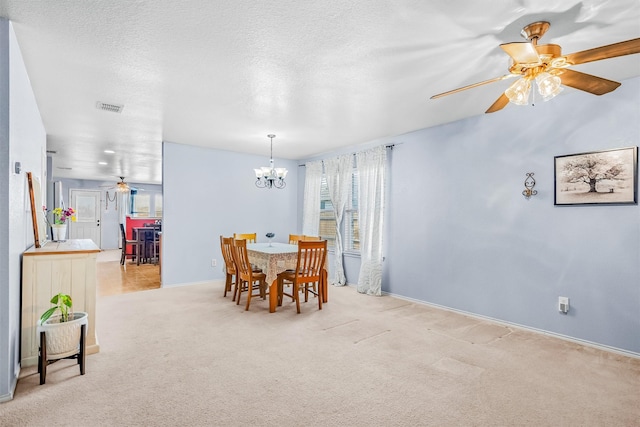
[254, 134, 288, 189]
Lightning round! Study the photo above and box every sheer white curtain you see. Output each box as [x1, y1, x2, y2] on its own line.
[324, 154, 352, 286]
[302, 160, 323, 237]
[356, 146, 386, 296]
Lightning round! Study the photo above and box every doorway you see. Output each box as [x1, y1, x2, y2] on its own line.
[69, 189, 102, 247]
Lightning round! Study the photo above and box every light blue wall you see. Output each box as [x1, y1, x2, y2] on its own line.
[162, 142, 299, 287]
[386, 84, 639, 354]
[0, 20, 47, 401]
[301, 77, 640, 355]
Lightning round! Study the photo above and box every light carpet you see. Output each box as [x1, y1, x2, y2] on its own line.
[2, 283, 639, 426]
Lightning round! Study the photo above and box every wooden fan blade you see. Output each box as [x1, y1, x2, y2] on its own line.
[485, 93, 509, 114]
[565, 38, 640, 65]
[431, 75, 515, 99]
[553, 68, 621, 95]
[500, 42, 540, 64]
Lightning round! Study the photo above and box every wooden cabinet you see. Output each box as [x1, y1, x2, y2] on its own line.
[21, 239, 100, 367]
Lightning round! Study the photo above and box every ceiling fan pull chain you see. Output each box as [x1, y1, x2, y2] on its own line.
[531, 84, 536, 107]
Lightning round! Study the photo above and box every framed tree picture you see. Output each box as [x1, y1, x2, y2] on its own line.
[554, 146, 638, 206]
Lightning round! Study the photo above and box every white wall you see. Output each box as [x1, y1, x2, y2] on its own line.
[0, 20, 47, 401]
[162, 142, 299, 287]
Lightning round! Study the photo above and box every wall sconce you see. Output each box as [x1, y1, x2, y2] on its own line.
[522, 172, 538, 199]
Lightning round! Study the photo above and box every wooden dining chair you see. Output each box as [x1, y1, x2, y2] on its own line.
[220, 236, 238, 299]
[221, 236, 265, 301]
[281, 236, 322, 294]
[233, 233, 257, 243]
[231, 238, 267, 310]
[277, 240, 327, 313]
[119, 224, 136, 269]
[289, 234, 305, 244]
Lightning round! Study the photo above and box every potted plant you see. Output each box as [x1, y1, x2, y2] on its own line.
[45, 206, 76, 241]
[37, 293, 88, 384]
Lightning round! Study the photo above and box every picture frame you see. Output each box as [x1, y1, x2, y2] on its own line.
[27, 172, 49, 247]
[554, 146, 638, 206]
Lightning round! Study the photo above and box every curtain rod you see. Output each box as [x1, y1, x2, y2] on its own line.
[298, 143, 398, 166]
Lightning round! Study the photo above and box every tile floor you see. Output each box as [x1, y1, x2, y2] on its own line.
[97, 249, 161, 296]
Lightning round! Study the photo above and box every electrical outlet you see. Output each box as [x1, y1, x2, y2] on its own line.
[558, 296, 569, 314]
[211, 259, 217, 267]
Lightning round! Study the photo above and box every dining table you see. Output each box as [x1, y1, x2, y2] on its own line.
[132, 226, 160, 265]
[247, 242, 328, 313]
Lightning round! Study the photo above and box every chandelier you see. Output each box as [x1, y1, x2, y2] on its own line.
[254, 134, 288, 189]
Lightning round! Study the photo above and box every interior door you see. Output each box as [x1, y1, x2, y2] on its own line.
[69, 189, 101, 247]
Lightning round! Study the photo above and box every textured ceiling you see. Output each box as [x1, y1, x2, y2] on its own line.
[1, 0, 639, 185]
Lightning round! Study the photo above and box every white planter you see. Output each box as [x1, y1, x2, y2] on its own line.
[51, 224, 67, 241]
[37, 312, 88, 359]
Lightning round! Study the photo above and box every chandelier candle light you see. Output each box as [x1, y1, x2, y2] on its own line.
[254, 134, 288, 189]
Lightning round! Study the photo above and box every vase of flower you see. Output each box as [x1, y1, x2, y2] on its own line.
[51, 223, 67, 241]
[46, 206, 76, 241]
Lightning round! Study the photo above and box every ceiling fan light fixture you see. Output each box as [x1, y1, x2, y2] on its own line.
[116, 176, 130, 192]
[505, 78, 531, 105]
[116, 183, 130, 192]
[535, 72, 563, 101]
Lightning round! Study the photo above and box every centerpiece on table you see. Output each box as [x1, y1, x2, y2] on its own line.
[46, 206, 76, 241]
[266, 232, 275, 247]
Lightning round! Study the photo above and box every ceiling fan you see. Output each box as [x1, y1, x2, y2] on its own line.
[102, 176, 143, 192]
[431, 21, 640, 113]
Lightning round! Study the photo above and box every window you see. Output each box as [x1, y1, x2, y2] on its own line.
[130, 190, 150, 217]
[130, 189, 163, 218]
[344, 171, 359, 251]
[319, 177, 336, 248]
[318, 169, 360, 253]
[154, 193, 163, 217]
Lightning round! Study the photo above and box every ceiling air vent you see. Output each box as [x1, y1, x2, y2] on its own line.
[96, 101, 124, 113]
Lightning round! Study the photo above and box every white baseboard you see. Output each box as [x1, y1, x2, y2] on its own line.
[382, 290, 640, 359]
[0, 365, 20, 403]
[161, 280, 223, 288]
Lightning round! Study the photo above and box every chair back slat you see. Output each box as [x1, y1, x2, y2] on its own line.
[295, 240, 327, 282]
[220, 236, 236, 274]
[234, 233, 257, 243]
[289, 234, 304, 244]
[120, 224, 127, 244]
[231, 239, 253, 282]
